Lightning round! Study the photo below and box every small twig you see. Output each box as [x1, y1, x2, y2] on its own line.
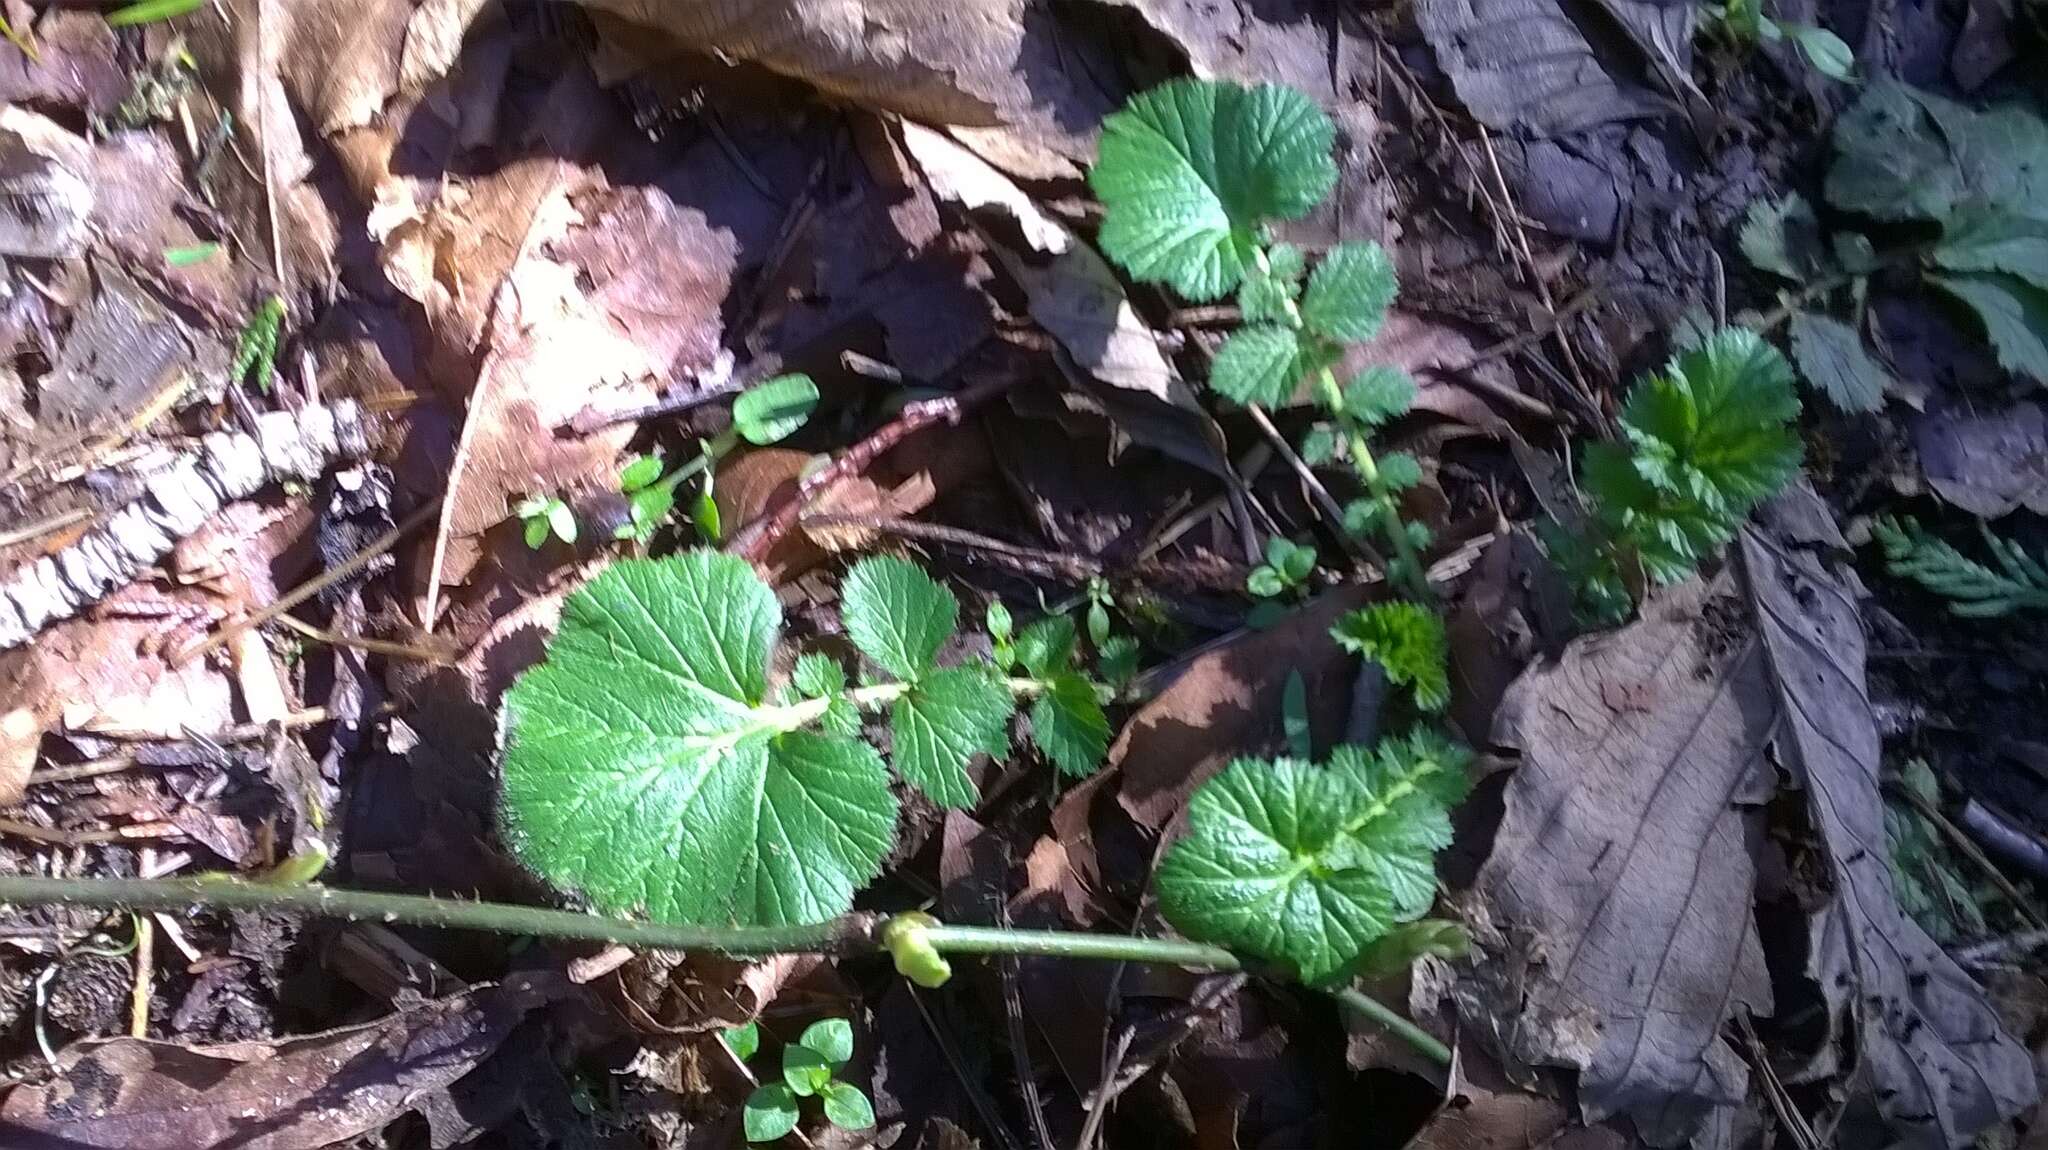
[130, 863, 154, 1039]
[270, 613, 453, 665]
[729, 373, 1022, 564]
[0, 508, 94, 551]
[1951, 929, 2048, 967]
[1075, 1027, 1136, 1150]
[177, 498, 439, 664]
[906, 985, 1029, 1150]
[1737, 1014, 1820, 1150]
[1886, 783, 2048, 931]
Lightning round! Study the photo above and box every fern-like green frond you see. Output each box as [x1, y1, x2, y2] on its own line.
[1873, 515, 2048, 617]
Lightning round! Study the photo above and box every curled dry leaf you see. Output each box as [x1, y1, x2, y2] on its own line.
[1913, 400, 2048, 518]
[1739, 489, 2036, 1144]
[1476, 575, 1775, 1144]
[1112, 587, 1370, 834]
[0, 980, 543, 1149]
[1414, 0, 1686, 137]
[569, 0, 1122, 173]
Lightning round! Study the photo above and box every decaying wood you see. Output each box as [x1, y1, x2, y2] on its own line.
[0, 402, 371, 650]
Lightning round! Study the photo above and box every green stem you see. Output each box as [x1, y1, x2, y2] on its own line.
[0, 875, 1449, 1066]
[1249, 245, 1430, 602]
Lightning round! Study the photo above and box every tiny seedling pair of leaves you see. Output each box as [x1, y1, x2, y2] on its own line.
[726, 1019, 875, 1141]
[1155, 730, 1472, 984]
[1248, 537, 1317, 598]
[1551, 328, 1803, 621]
[1704, 0, 1856, 80]
[514, 495, 577, 549]
[1785, 81, 2048, 383]
[498, 550, 1108, 927]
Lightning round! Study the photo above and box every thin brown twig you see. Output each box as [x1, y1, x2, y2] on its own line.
[1886, 781, 2048, 931]
[177, 499, 440, 664]
[906, 985, 1029, 1150]
[270, 613, 454, 665]
[729, 374, 1022, 564]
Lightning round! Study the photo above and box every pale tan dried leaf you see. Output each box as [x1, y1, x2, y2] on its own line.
[1740, 490, 2037, 1144]
[1478, 576, 1773, 1144]
[267, 0, 413, 136]
[573, 0, 1119, 171]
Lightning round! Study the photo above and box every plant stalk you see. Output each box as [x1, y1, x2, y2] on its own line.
[1313, 367, 1430, 601]
[0, 874, 1448, 1066]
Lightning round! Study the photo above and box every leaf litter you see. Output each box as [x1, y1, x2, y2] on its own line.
[0, 0, 2043, 1148]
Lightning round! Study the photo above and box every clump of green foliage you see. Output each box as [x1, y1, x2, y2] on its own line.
[723, 1018, 875, 1142]
[498, 551, 1114, 927]
[1874, 515, 2048, 617]
[1546, 328, 1804, 623]
[1741, 81, 2048, 410]
[507, 373, 818, 550]
[232, 295, 287, 396]
[1700, 0, 1855, 80]
[1089, 77, 1446, 724]
[1883, 760, 1994, 943]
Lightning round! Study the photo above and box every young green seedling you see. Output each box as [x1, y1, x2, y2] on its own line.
[1247, 537, 1317, 600]
[724, 1018, 876, 1142]
[1546, 327, 1804, 623]
[1702, 0, 1856, 81]
[613, 373, 820, 545]
[513, 495, 577, 550]
[232, 295, 287, 395]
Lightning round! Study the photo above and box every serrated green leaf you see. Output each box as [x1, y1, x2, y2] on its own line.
[1014, 615, 1076, 679]
[1739, 194, 1824, 282]
[1098, 634, 1141, 687]
[1265, 242, 1306, 282]
[841, 555, 959, 681]
[499, 554, 899, 926]
[1930, 271, 2048, 381]
[1238, 270, 1301, 325]
[1330, 602, 1450, 711]
[723, 1021, 761, 1062]
[1620, 327, 1803, 510]
[1341, 366, 1415, 426]
[821, 1081, 876, 1131]
[1377, 451, 1422, 491]
[734, 373, 819, 445]
[1300, 242, 1397, 342]
[798, 1018, 854, 1066]
[1030, 672, 1110, 777]
[1788, 310, 1889, 412]
[1090, 78, 1336, 301]
[793, 652, 845, 699]
[891, 668, 1013, 807]
[1350, 919, 1469, 980]
[744, 1084, 800, 1142]
[1212, 324, 1316, 407]
[1299, 423, 1338, 465]
[1933, 207, 2048, 291]
[1826, 81, 1968, 220]
[620, 454, 665, 492]
[1155, 739, 1468, 984]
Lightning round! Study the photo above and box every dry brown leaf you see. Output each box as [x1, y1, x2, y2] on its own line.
[1112, 587, 1370, 833]
[1913, 400, 2048, 518]
[1476, 575, 1774, 1145]
[0, 10, 126, 116]
[571, 0, 1122, 174]
[266, 0, 413, 136]
[1740, 490, 2037, 1144]
[0, 980, 541, 1149]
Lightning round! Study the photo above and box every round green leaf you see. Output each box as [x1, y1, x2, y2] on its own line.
[734, 373, 820, 446]
[1246, 566, 1287, 598]
[783, 1044, 834, 1096]
[1089, 78, 1337, 301]
[523, 515, 549, 550]
[499, 552, 900, 926]
[798, 1017, 855, 1066]
[1788, 23, 1854, 80]
[546, 501, 578, 545]
[723, 1021, 761, 1062]
[743, 1083, 800, 1142]
[1211, 324, 1314, 407]
[821, 1082, 876, 1131]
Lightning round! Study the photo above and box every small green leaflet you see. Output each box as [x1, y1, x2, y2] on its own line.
[108, 0, 205, 26]
[1155, 735, 1470, 985]
[821, 1082, 877, 1130]
[163, 242, 222, 267]
[1331, 602, 1450, 712]
[744, 1084, 800, 1142]
[1013, 615, 1076, 679]
[1932, 207, 2048, 290]
[1031, 673, 1111, 777]
[1929, 272, 2048, 381]
[232, 295, 286, 394]
[1300, 242, 1397, 343]
[1212, 324, 1327, 407]
[1341, 366, 1416, 427]
[1787, 310, 1890, 412]
[734, 373, 819, 446]
[499, 553, 898, 926]
[1090, 78, 1337, 302]
[1784, 23, 1854, 81]
[892, 668, 1013, 807]
[842, 555, 957, 681]
[723, 1021, 761, 1062]
[798, 1018, 854, 1065]
[619, 454, 665, 492]
[1619, 328, 1802, 511]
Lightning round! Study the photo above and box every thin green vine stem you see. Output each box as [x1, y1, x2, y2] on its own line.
[0, 875, 1450, 1067]
[1248, 245, 1431, 602]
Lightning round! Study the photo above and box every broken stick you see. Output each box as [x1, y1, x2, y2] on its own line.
[0, 401, 372, 649]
